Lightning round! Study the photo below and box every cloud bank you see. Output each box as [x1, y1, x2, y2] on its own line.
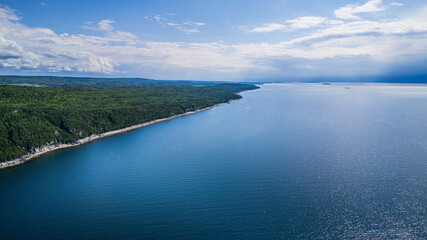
[1, 1, 427, 80]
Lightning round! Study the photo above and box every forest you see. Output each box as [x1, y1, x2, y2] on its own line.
[0, 75, 228, 86]
[0, 83, 258, 162]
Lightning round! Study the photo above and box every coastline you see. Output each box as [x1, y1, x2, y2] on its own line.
[0, 101, 233, 170]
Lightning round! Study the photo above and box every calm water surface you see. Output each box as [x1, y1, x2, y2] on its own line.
[1, 83, 426, 239]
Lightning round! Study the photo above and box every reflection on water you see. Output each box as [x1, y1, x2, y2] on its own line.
[0, 83, 426, 239]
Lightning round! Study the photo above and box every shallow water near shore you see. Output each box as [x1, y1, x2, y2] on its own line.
[1, 83, 426, 239]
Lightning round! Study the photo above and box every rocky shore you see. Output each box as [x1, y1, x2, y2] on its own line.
[0, 102, 230, 170]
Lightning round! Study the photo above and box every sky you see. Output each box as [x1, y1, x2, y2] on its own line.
[0, 0, 427, 81]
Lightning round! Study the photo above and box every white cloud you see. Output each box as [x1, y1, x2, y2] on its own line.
[98, 19, 114, 31]
[0, 6, 251, 75]
[81, 19, 137, 44]
[146, 14, 205, 34]
[335, 0, 386, 20]
[167, 21, 206, 33]
[0, 5, 20, 21]
[287, 16, 344, 30]
[391, 3, 403, 7]
[1, 3, 427, 79]
[0, 8, 124, 72]
[82, 19, 114, 31]
[287, 16, 328, 29]
[182, 21, 205, 27]
[248, 23, 286, 33]
[248, 16, 343, 33]
[241, 19, 427, 63]
[238, 3, 427, 75]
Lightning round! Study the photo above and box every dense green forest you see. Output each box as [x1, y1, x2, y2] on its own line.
[0, 75, 224, 86]
[0, 83, 258, 162]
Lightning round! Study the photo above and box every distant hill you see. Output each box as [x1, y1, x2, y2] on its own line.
[301, 75, 427, 84]
[243, 75, 427, 84]
[0, 75, 225, 87]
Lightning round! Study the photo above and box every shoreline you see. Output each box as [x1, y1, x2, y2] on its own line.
[0, 101, 234, 170]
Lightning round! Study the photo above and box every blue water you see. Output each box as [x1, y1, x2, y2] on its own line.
[1, 83, 426, 239]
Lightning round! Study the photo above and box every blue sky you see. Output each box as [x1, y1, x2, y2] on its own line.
[0, 0, 427, 81]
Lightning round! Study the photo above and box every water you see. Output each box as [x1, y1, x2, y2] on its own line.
[1, 83, 426, 239]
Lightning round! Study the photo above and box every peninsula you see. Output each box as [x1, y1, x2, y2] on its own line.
[0, 76, 258, 169]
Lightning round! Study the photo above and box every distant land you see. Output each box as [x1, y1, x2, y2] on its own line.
[245, 75, 427, 84]
[0, 75, 227, 87]
[1, 75, 426, 87]
[0, 76, 258, 168]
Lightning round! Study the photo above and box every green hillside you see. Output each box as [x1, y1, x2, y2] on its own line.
[0, 83, 258, 162]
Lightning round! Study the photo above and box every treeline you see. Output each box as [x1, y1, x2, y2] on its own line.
[0, 83, 258, 162]
[0, 75, 224, 86]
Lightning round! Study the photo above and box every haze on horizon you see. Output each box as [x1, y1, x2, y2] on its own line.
[1, 0, 427, 81]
